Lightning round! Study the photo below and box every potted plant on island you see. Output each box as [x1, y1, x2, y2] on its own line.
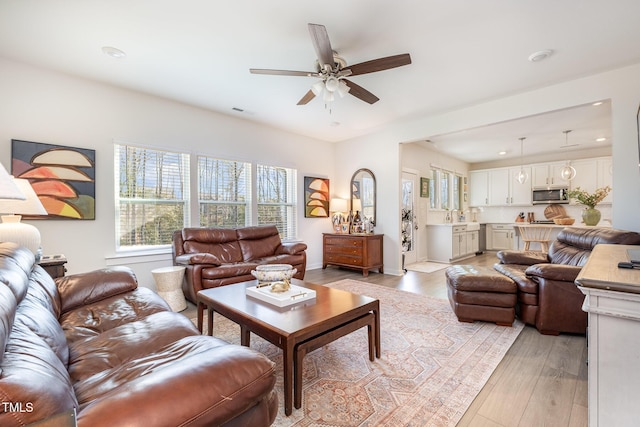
[566, 186, 611, 226]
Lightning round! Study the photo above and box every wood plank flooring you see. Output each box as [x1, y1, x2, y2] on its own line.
[182, 251, 587, 426]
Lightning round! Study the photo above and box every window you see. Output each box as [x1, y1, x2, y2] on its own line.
[198, 156, 251, 228]
[440, 170, 450, 210]
[256, 164, 297, 240]
[115, 144, 190, 250]
[429, 168, 464, 211]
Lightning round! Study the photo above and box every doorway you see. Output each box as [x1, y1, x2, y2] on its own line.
[401, 171, 418, 267]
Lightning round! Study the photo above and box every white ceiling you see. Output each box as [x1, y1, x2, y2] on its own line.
[0, 1, 637, 162]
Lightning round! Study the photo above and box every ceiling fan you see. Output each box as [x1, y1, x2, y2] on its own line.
[250, 23, 412, 105]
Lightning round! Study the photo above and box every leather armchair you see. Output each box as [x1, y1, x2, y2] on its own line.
[495, 227, 640, 335]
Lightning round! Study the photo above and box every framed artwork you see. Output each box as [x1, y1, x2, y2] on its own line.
[11, 139, 96, 220]
[420, 177, 430, 198]
[304, 176, 329, 217]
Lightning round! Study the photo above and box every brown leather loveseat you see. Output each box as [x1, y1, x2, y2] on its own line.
[172, 225, 307, 303]
[494, 227, 640, 335]
[0, 243, 278, 426]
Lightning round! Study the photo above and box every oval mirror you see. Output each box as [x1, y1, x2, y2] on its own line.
[350, 168, 376, 226]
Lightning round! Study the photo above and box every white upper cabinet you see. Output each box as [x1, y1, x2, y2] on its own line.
[469, 170, 489, 206]
[532, 162, 567, 187]
[469, 157, 611, 207]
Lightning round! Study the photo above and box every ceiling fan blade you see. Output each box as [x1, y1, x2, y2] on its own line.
[250, 68, 316, 77]
[343, 79, 379, 104]
[346, 54, 412, 76]
[297, 90, 316, 105]
[308, 23, 335, 69]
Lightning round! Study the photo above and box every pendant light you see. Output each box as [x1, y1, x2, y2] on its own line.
[560, 130, 577, 181]
[515, 137, 528, 184]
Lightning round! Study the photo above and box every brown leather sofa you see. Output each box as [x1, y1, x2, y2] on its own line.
[0, 242, 278, 427]
[172, 225, 307, 303]
[494, 227, 640, 335]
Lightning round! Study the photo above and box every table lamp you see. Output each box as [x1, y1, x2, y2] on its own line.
[0, 178, 48, 258]
[329, 198, 348, 233]
[0, 162, 25, 200]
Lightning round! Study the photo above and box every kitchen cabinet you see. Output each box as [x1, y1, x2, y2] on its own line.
[469, 170, 489, 206]
[532, 162, 566, 187]
[470, 167, 531, 207]
[570, 157, 613, 204]
[427, 224, 479, 263]
[576, 244, 640, 427]
[323, 233, 384, 276]
[488, 224, 518, 250]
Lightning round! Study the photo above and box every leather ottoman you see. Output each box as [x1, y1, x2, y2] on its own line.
[446, 265, 517, 326]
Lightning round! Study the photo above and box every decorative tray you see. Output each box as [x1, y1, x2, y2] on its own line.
[246, 283, 316, 307]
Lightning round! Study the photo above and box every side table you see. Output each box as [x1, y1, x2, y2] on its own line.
[151, 266, 187, 312]
[39, 255, 68, 279]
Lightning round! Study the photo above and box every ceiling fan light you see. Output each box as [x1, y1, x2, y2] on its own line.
[337, 80, 350, 97]
[325, 76, 339, 92]
[323, 90, 334, 103]
[311, 80, 325, 96]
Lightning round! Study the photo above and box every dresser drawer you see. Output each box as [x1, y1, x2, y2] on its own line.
[325, 254, 363, 266]
[325, 245, 363, 256]
[325, 237, 364, 247]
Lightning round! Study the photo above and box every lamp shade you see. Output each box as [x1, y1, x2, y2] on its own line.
[0, 178, 48, 217]
[0, 178, 47, 258]
[0, 163, 25, 200]
[329, 198, 348, 213]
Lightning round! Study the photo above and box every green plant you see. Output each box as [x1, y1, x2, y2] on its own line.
[567, 186, 611, 209]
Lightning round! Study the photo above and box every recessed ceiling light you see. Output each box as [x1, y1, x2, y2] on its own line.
[101, 46, 126, 59]
[596, 137, 607, 142]
[592, 101, 603, 106]
[498, 151, 507, 156]
[528, 49, 553, 63]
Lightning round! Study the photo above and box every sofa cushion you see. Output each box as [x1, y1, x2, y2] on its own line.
[1, 320, 78, 425]
[237, 225, 282, 261]
[74, 336, 276, 427]
[68, 311, 204, 382]
[57, 267, 139, 313]
[60, 287, 170, 343]
[181, 228, 244, 264]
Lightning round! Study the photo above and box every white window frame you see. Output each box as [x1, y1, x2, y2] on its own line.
[256, 163, 297, 241]
[114, 143, 190, 252]
[197, 155, 252, 228]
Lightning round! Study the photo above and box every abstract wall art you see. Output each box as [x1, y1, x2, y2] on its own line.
[11, 139, 96, 220]
[304, 176, 329, 218]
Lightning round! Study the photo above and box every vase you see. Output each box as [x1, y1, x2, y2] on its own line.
[582, 207, 601, 226]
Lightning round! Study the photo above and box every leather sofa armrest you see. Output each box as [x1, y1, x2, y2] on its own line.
[496, 250, 549, 266]
[277, 242, 308, 255]
[525, 263, 582, 282]
[175, 253, 221, 266]
[56, 266, 138, 313]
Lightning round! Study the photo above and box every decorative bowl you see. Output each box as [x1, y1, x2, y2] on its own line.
[251, 264, 297, 282]
[553, 217, 575, 225]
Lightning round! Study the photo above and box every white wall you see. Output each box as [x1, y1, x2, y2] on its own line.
[0, 58, 336, 289]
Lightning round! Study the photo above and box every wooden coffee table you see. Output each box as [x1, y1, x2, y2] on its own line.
[196, 279, 381, 416]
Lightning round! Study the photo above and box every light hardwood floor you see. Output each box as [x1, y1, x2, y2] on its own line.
[183, 251, 588, 426]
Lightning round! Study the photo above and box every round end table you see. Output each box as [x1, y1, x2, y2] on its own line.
[151, 266, 187, 312]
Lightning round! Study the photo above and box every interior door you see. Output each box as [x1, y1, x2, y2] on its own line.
[402, 171, 418, 266]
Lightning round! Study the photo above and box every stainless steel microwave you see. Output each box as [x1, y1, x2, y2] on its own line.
[532, 187, 569, 205]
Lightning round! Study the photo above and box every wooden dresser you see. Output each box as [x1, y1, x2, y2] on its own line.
[322, 233, 383, 277]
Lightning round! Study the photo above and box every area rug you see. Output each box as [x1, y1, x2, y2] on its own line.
[405, 261, 451, 274]
[193, 279, 523, 426]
